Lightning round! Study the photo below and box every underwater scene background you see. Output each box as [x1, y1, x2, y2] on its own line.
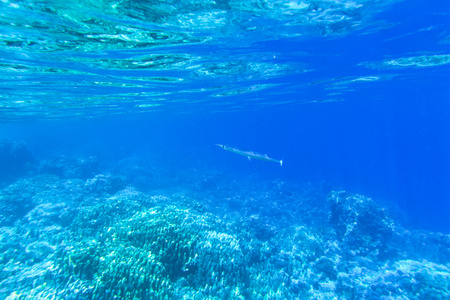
[1, 0, 449, 299]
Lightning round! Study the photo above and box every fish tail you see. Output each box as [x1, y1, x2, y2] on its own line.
[280, 160, 283, 167]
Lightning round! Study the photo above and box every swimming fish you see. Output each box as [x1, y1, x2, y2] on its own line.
[215, 144, 283, 166]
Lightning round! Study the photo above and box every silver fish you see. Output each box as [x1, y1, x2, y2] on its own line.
[216, 144, 283, 166]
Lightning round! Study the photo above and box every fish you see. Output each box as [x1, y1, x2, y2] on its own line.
[215, 144, 283, 167]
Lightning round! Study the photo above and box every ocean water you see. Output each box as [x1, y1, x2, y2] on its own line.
[1, 0, 449, 299]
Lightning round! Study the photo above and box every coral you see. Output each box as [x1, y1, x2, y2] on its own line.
[0, 183, 35, 226]
[314, 256, 338, 280]
[112, 157, 160, 192]
[336, 260, 450, 299]
[25, 241, 56, 261]
[71, 188, 155, 236]
[84, 173, 127, 195]
[2, 261, 55, 298]
[0, 174, 83, 227]
[327, 191, 395, 259]
[395, 228, 450, 264]
[39, 155, 98, 179]
[25, 203, 75, 228]
[0, 140, 35, 183]
[54, 205, 250, 299]
[1, 171, 449, 300]
[247, 214, 278, 240]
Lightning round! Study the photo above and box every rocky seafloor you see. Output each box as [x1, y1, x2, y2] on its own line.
[0, 142, 449, 299]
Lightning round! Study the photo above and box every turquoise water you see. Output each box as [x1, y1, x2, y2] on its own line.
[1, 0, 450, 299]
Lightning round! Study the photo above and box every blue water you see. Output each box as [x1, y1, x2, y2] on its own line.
[1, 0, 450, 298]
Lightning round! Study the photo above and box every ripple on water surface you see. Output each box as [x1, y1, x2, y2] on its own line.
[0, 0, 407, 119]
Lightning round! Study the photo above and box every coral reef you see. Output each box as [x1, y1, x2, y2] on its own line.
[0, 163, 449, 299]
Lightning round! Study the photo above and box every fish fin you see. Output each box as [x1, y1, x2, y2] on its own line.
[247, 156, 251, 161]
[280, 160, 283, 167]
